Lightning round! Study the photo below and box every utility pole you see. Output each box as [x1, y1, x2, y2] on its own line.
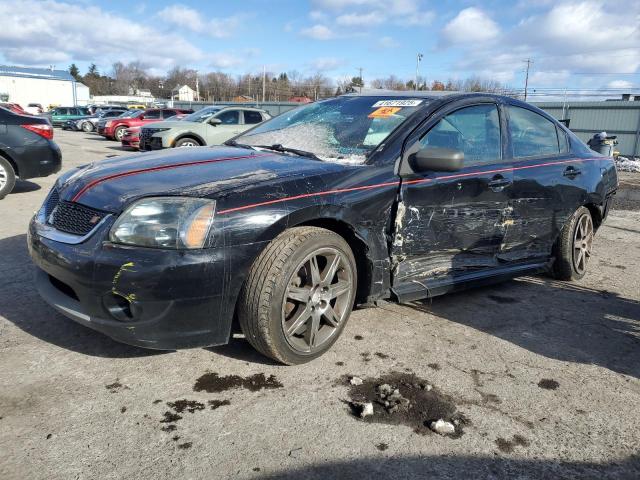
[523, 59, 533, 101]
[195, 73, 200, 102]
[357, 67, 363, 94]
[415, 53, 423, 91]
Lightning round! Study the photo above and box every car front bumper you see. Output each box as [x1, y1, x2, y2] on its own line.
[27, 215, 261, 350]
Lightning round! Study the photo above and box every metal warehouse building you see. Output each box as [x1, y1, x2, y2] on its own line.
[533, 100, 640, 157]
[0, 66, 90, 109]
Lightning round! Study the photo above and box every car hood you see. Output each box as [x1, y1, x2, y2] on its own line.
[56, 146, 350, 212]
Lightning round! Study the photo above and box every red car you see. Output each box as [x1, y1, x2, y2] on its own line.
[121, 126, 141, 150]
[98, 108, 192, 141]
[0, 103, 26, 115]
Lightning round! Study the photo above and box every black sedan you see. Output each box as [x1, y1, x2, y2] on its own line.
[0, 106, 62, 198]
[28, 93, 617, 364]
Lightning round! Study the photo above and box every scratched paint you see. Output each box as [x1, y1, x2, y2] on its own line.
[112, 261, 137, 302]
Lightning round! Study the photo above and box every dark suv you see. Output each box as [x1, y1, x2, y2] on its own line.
[0, 106, 61, 198]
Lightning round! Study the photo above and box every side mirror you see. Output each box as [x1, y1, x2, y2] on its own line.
[410, 146, 464, 172]
[209, 117, 222, 126]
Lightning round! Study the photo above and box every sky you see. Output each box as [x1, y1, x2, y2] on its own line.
[0, 0, 638, 98]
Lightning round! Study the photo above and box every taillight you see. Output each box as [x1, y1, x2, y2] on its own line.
[21, 123, 54, 140]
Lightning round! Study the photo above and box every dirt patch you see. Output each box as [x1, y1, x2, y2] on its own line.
[495, 434, 530, 453]
[167, 400, 205, 414]
[105, 380, 129, 393]
[375, 352, 389, 359]
[344, 372, 469, 437]
[336, 361, 345, 366]
[161, 425, 177, 432]
[428, 363, 441, 371]
[376, 443, 389, 451]
[361, 352, 372, 362]
[177, 442, 192, 450]
[194, 373, 283, 393]
[354, 335, 364, 340]
[208, 399, 231, 410]
[160, 411, 182, 424]
[120, 406, 127, 413]
[538, 379, 560, 390]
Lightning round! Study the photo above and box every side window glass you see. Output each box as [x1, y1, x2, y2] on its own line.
[161, 109, 177, 119]
[244, 110, 263, 124]
[420, 104, 501, 166]
[557, 127, 569, 153]
[144, 110, 161, 119]
[507, 106, 559, 157]
[216, 110, 240, 125]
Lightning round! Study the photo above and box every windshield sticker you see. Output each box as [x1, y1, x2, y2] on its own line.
[372, 99, 423, 107]
[368, 107, 402, 119]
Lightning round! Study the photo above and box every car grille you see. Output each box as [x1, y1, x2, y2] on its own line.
[43, 188, 60, 218]
[48, 201, 107, 236]
[139, 128, 162, 150]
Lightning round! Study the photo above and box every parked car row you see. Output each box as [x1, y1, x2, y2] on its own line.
[59, 104, 272, 153]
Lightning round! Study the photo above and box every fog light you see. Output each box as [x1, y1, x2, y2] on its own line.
[103, 293, 137, 322]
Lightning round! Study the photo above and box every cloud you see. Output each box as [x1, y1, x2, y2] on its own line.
[300, 24, 336, 40]
[210, 53, 244, 69]
[441, 8, 500, 46]
[336, 12, 383, 27]
[156, 4, 242, 38]
[0, 0, 203, 70]
[608, 80, 634, 89]
[309, 57, 345, 71]
[378, 36, 400, 48]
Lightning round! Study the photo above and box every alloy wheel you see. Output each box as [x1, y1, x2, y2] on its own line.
[282, 247, 353, 353]
[0, 162, 7, 190]
[573, 213, 593, 274]
[179, 141, 198, 147]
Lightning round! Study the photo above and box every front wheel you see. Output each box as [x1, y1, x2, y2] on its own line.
[552, 206, 594, 281]
[174, 138, 200, 147]
[82, 121, 94, 132]
[238, 227, 357, 365]
[114, 126, 126, 141]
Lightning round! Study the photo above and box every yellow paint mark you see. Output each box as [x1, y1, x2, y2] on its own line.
[368, 107, 401, 119]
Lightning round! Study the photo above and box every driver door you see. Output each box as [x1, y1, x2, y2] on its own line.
[392, 102, 513, 295]
[205, 109, 241, 144]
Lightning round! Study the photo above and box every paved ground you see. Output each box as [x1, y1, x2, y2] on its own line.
[1, 130, 639, 479]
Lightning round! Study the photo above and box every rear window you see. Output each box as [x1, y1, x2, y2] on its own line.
[244, 110, 263, 124]
[144, 110, 161, 120]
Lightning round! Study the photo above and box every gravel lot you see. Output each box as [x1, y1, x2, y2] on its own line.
[1, 130, 639, 479]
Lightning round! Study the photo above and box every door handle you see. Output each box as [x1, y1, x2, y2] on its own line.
[563, 166, 582, 178]
[488, 175, 512, 191]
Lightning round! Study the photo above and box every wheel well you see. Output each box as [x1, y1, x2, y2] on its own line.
[0, 149, 18, 176]
[174, 134, 203, 146]
[584, 203, 603, 231]
[296, 218, 372, 304]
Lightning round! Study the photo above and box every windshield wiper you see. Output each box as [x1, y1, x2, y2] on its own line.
[224, 139, 256, 150]
[252, 144, 321, 161]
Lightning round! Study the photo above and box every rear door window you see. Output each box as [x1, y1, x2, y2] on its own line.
[216, 110, 240, 125]
[161, 109, 178, 119]
[144, 110, 161, 120]
[420, 104, 502, 166]
[507, 106, 559, 158]
[243, 110, 263, 124]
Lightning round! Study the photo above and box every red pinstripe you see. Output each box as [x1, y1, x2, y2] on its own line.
[71, 153, 274, 202]
[218, 157, 601, 215]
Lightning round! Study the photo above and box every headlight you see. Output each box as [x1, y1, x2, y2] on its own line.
[110, 197, 216, 249]
[150, 128, 170, 134]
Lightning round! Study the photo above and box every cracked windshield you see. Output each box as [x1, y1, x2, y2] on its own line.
[235, 96, 425, 164]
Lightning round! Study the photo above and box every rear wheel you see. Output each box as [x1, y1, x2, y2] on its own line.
[175, 137, 201, 147]
[552, 206, 594, 281]
[114, 126, 126, 141]
[0, 156, 16, 199]
[238, 227, 357, 365]
[82, 121, 94, 132]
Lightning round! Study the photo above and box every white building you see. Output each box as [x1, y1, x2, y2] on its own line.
[171, 85, 195, 102]
[0, 65, 90, 108]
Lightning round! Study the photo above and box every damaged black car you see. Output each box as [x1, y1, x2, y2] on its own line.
[28, 92, 617, 364]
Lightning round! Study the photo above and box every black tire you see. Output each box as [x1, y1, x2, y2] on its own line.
[82, 121, 94, 132]
[238, 226, 357, 365]
[0, 156, 17, 199]
[174, 137, 201, 147]
[552, 206, 593, 281]
[114, 126, 126, 141]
